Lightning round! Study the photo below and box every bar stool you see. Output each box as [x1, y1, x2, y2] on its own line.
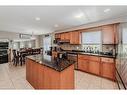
[12, 50, 17, 65]
[12, 50, 19, 66]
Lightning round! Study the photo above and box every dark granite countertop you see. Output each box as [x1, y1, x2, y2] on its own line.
[57, 50, 116, 58]
[67, 52, 116, 58]
[26, 54, 75, 72]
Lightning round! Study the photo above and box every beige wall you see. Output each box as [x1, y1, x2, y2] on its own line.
[0, 31, 19, 40]
[0, 31, 39, 48]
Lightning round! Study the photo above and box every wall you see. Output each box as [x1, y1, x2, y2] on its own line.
[0, 31, 19, 40]
[55, 14, 127, 33]
[0, 31, 39, 48]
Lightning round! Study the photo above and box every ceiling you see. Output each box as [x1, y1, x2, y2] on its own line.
[0, 6, 127, 35]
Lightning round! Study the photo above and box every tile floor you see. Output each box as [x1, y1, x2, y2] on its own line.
[0, 63, 118, 89]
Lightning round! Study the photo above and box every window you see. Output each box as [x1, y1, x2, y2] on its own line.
[122, 27, 127, 44]
[13, 42, 19, 50]
[43, 36, 51, 53]
[82, 31, 101, 44]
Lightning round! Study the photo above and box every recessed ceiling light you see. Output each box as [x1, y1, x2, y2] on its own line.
[74, 13, 84, 18]
[104, 8, 111, 13]
[35, 17, 40, 21]
[54, 24, 59, 27]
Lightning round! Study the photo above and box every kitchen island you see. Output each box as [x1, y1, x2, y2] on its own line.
[26, 54, 75, 89]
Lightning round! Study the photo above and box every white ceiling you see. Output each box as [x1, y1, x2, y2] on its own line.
[0, 6, 127, 35]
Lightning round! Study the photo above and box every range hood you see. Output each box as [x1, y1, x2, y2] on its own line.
[54, 38, 70, 44]
[58, 39, 70, 43]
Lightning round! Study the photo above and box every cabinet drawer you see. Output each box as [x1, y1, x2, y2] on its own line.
[101, 57, 114, 63]
[78, 54, 89, 60]
[89, 56, 100, 62]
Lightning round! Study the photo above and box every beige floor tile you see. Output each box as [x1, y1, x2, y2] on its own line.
[101, 78, 118, 89]
[0, 80, 14, 89]
[11, 78, 33, 89]
[0, 63, 119, 90]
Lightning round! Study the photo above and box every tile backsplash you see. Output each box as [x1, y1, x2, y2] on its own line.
[60, 44, 82, 50]
[102, 44, 115, 53]
[60, 44, 115, 53]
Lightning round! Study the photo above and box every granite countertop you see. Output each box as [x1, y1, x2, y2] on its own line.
[74, 52, 115, 58]
[26, 54, 75, 72]
[64, 51, 116, 58]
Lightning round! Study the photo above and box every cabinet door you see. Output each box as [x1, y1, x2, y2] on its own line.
[55, 33, 60, 39]
[38, 64, 44, 89]
[64, 32, 70, 40]
[32, 62, 39, 89]
[27, 59, 34, 87]
[102, 24, 115, 44]
[43, 66, 60, 89]
[101, 62, 115, 80]
[70, 31, 80, 44]
[89, 61, 100, 75]
[78, 59, 89, 72]
[26, 59, 30, 82]
[60, 33, 65, 40]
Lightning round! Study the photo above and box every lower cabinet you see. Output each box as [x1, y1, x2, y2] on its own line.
[26, 58, 74, 89]
[78, 59, 89, 72]
[89, 61, 100, 75]
[101, 57, 115, 80]
[78, 55, 100, 76]
[43, 66, 60, 89]
[37, 64, 44, 89]
[78, 54, 115, 80]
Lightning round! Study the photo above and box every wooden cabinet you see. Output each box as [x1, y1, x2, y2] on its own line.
[101, 57, 115, 80]
[88, 56, 100, 75]
[78, 55, 100, 75]
[102, 24, 117, 44]
[37, 64, 44, 89]
[55, 33, 61, 39]
[55, 23, 119, 45]
[26, 58, 74, 89]
[64, 32, 70, 40]
[54, 31, 80, 44]
[78, 55, 115, 80]
[58, 32, 70, 40]
[70, 31, 80, 44]
[26, 59, 33, 87]
[78, 55, 116, 80]
[89, 61, 100, 75]
[60, 33, 65, 40]
[43, 66, 60, 89]
[32, 62, 39, 89]
[78, 59, 89, 72]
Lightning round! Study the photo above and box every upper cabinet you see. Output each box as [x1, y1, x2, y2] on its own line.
[55, 33, 61, 39]
[55, 31, 80, 44]
[55, 32, 70, 41]
[102, 24, 118, 44]
[55, 23, 119, 45]
[60, 33, 65, 40]
[70, 31, 81, 44]
[64, 32, 70, 40]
